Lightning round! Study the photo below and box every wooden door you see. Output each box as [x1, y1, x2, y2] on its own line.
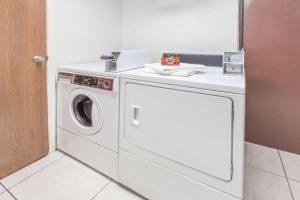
[0, 0, 48, 178]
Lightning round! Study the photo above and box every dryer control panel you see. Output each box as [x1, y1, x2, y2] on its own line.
[58, 72, 114, 91]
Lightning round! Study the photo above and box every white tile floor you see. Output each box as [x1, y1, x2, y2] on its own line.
[0, 142, 299, 200]
[244, 142, 300, 200]
[0, 153, 143, 200]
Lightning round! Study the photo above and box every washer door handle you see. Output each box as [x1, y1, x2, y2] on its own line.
[131, 105, 141, 127]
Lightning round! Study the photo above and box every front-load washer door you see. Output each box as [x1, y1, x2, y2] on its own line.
[69, 89, 103, 135]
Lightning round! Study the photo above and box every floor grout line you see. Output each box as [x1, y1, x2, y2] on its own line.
[0, 183, 6, 195]
[6, 153, 65, 190]
[287, 178, 300, 184]
[1, 183, 18, 200]
[116, 182, 147, 200]
[6, 190, 18, 200]
[90, 180, 112, 200]
[278, 149, 295, 200]
[245, 164, 286, 178]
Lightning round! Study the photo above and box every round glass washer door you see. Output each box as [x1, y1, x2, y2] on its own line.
[69, 89, 104, 135]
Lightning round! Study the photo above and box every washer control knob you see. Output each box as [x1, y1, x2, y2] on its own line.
[103, 80, 111, 89]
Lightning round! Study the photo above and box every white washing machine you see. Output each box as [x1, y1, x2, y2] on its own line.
[56, 51, 150, 180]
[56, 62, 120, 179]
[118, 66, 245, 200]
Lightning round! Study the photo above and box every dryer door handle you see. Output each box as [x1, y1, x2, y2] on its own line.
[131, 105, 141, 127]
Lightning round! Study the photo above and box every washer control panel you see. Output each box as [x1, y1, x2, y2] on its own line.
[57, 72, 74, 84]
[58, 72, 114, 91]
[74, 75, 99, 88]
[98, 78, 114, 91]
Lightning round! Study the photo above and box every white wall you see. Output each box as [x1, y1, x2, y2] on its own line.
[121, 0, 240, 61]
[47, 0, 122, 152]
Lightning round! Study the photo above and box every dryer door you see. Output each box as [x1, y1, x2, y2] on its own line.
[122, 83, 234, 181]
[69, 89, 104, 135]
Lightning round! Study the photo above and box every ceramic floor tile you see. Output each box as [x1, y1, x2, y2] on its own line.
[94, 182, 145, 200]
[280, 150, 300, 182]
[245, 142, 285, 176]
[289, 180, 300, 200]
[1, 151, 64, 189]
[244, 166, 293, 200]
[0, 192, 15, 200]
[0, 185, 5, 195]
[9, 156, 110, 200]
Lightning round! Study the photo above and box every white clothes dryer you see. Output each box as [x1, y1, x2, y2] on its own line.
[118, 66, 245, 200]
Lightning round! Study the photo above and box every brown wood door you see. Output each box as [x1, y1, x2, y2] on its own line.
[0, 0, 48, 178]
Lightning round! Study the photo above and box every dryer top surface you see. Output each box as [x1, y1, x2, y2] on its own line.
[120, 67, 245, 94]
